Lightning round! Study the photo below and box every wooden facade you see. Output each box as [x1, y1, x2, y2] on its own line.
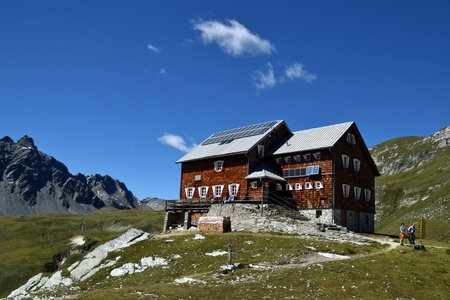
[177, 121, 379, 232]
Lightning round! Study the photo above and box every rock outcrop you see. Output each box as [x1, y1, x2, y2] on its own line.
[0, 136, 139, 216]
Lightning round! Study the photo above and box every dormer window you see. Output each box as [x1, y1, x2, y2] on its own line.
[313, 152, 321, 160]
[214, 160, 224, 172]
[293, 155, 301, 163]
[342, 154, 350, 168]
[284, 156, 292, 163]
[303, 153, 311, 162]
[275, 157, 282, 164]
[257, 145, 265, 158]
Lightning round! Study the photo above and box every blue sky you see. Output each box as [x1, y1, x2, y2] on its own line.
[1, 1, 449, 200]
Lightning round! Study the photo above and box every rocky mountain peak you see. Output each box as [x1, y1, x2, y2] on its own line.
[0, 136, 139, 216]
[16, 135, 37, 150]
[426, 125, 450, 148]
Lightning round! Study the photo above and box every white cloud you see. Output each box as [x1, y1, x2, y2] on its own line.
[284, 63, 317, 83]
[192, 19, 275, 56]
[158, 134, 194, 153]
[159, 68, 167, 77]
[253, 63, 277, 90]
[147, 43, 161, 53]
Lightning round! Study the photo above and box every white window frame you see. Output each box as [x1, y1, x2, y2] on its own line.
[257, 145, 265, 158]
[364, 189, 372, 202]
[228, 183, 240, 196]
[212, 185, 224, 197]
[295, 183, 302, 190]
[214, 160, 224, 172]
[354, 187, 361, 200]
[342, 154, 350, 168]
[353, 158, 361, 172]
[198, 186, 209, 198]
[185, 187, 195, 199]
[313, 152, 321, 161]
[276, 183, 282, 191]
[342, 184, 350, 198]
[250, 181, 258, 189]
[286, 183, 293, 191]
[315, 181, 323, 189]
[305, 182, 313, 190]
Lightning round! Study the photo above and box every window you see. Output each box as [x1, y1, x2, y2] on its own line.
[250, 181, 258, 189]
[283, 165, 320, 178]
[286, 183, 293, 191]
[354, 187, 361, 200]
[315, 181, 323, 189]
[228, 184, 240, 196]
[275, 157, 282, 164]
[353, 159, 361, 172]
[257, 145, 265, 158]
[342, 184, 350, 197]
[303, 153, 311, 161]
[306, 165, 320, 175]
[284, 156, 292, 163]
[305, 182, 313, 190]
[194, 175, 202, 181]
[185, 187, 195, 199]
[347, 133, 356, 144]
[295, 183, 302, 190]
[293, 154, 301, 163]
[276, 183, 282, 191]
[364, 189, 372, 202]
[342, 154, 350, 168]
[198, 186, 209, 198]
[313, 152, 321, 160]
[214, 160, 224, 172]
[213, 185, 224, 197]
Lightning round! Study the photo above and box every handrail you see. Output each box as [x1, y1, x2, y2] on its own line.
[265, 192, 298, 210]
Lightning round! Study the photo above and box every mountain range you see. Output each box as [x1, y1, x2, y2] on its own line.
[0, 136, 139, 216]
[371, 125, 449, 241]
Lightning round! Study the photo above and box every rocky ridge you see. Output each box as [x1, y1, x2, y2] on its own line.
[0, 136, 139, 216]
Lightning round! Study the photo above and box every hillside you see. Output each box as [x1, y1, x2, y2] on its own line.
[0, 136, 139, 216]
[371, 126, 450, 241]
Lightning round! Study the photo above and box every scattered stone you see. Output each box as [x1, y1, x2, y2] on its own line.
[205, 250, 228, 257]
[193, 234, 205, 240]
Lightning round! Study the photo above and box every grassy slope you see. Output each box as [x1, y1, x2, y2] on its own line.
[37, 232, 450, 299]
[0, 209, 164, 297]
[372, 137, 450, 242]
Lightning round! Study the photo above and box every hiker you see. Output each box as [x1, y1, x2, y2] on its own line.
[408, 223, 416, 246]
[399, 223, 406, 246]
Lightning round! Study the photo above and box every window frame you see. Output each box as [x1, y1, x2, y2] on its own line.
[342, 154, 350, 168]
[353, 158, 361, 172]
[354, 186, 361, 200]
[212, 185, 224, 197]
[295, 183, 302, 190]
[364, 189, 372, 202]
[315, 181, 323, 189]
[214, 160, 224, 172]
[342, 184, 350, 198]
[305, 182, 313, 190]
[228, 183, 240, 196]
[185, 187, 195, 199]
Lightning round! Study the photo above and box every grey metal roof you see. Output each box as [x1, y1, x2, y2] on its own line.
[272, 122, 354, 155]
[177, 120, 284, 163]
[245, 169, 286, 182]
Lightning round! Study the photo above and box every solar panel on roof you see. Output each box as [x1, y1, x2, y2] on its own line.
[202, 121, 278, 145]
